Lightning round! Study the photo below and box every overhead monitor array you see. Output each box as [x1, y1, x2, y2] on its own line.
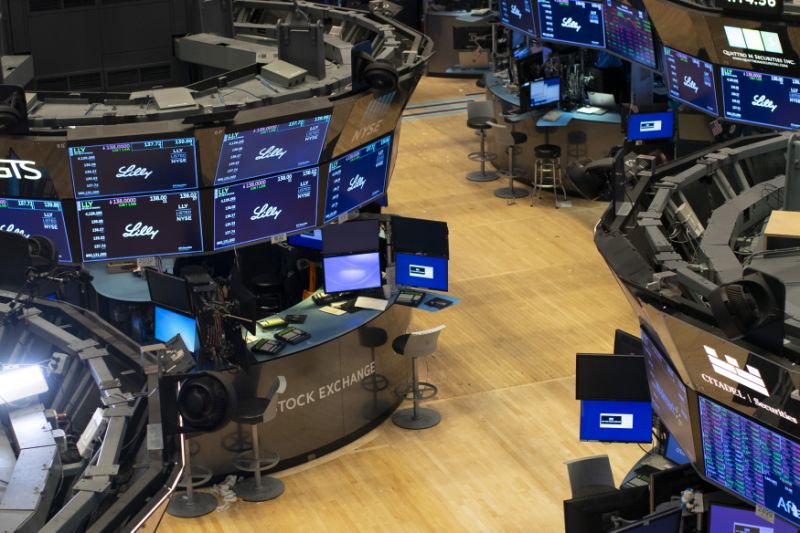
[0, 198, 72, 263]
[538, 0, 606, 49]
[498, 0, 537, 38]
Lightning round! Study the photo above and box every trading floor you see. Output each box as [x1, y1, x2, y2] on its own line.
[157, 76, 643, 532]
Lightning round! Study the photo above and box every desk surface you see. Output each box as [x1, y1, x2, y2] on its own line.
[86, 259, 174, 302]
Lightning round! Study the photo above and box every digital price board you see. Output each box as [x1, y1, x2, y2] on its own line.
[663, 47, 719, 116]
[603, 0, 656, 70]
[76, 191, 203, 262]
[323, 135, 391, 223]
[0, 197, 72, 262]
[717, 0, 782, 18]
[69, 137, 198, 198]
[721, 67, 800, 130]
[215, 114, 331, 185]
[213, 167, 319, 250]
[538, 0, 606, 49]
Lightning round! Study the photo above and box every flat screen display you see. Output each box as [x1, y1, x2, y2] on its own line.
[602, 0, 656, 69]
[579, 400, 652, 442]
[575, 354, 650, 401]
[709, 504, 796, 533]
[0, 197, 72, 262]
[530, 77, 561, 107]
[391, 217, 449, 258]
[721, 67, 800, 130]
[323, 219, 380, 255]
[213, 167, 318, 250]
[538, 0, 606, 49]
[663, 47, 719, 116]
[664, 433, 689, 465]
[155, 305, 198, 353]
[499, 0, 537, 37]
[287, 228, 323, 250]
[699, 395, 800, 527]
[76, 191, 203, 262]
[324, 135, 391, 223]
[215, 114, 331, 185]
[627, 112, 674, 141]
[69, 137, 198, 198]
[395, 253, 448, 291]
[146, 270, 192, 314]
[641, 328, 696, 463]
[323, 252, 382, 293]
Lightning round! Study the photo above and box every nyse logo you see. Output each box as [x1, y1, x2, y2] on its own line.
[705, 345, 769, 396]
[510, 4, 522, 18]
[122, 222, 160, 240]
[116, 165, 153, 180]
[683, 76, 699, 94]
[0, 223, 29, 237]
[251, 203, 282, 221]
[347, 175, 367, 192]
[255, 146, 287, 160]
[599, 413, 633, 429]
[752, 95, 778, 112]
[409, 264, 434, 279]
[0, 159, 43, 181]
[350, 120, 384, 144]
[561, 17, 582, 32]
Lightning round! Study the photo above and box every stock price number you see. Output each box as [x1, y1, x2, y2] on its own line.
[719, 0, 782, 15]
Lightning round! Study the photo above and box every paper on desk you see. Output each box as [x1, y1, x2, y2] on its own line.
[355, 296, 389, 311]
[319, 305, 347, 316]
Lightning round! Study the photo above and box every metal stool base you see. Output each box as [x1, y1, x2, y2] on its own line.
[167, 491, 217, 518]
[392, 407, 441, 430]
[494, 186, 530, 199]
[234, 476, 285, 502]
[467, 170, 499, 182]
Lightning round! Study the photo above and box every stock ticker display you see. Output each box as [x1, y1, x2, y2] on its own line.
[213, 168, 319, 250]
[603, 0, 656, 69]
[0, 197, 72, 262]
[664, 47, 719, 116]
[215, 115, 331, 185]
[76, 192, 203, 262]
[721, 67, 800, 130]
[324, 135, 391, 223]
[699, 395, 800, 527]
[69, 137, 198, 198]
[538, 0, 606, 49]
[499, 0, 537, 37]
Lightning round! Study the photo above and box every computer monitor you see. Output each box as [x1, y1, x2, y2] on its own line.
[721, 67, 800, 130]
[602, 0, 656, 70]
[287, 229, 323, 250]
[709, 503, 797, 533]
[641, 327, 696, 463]
[575, 354, 650, 401]
[663, 433, 688, 466]
[530, 77, 561, 108]
[627, 112, 674, 141]
[609, 508, 682, 533]
[663, 47, 719, 116]
[0, 197, 73, 263]
[323, 219, 380, 255]
[395, 253, 448, 292]
[323, 252, 382, 293]
[564, 485, 650, 533]
[212, 167, 319, 250]
[614, 329, 643, 355]
[154, 305, 198, 353]
[498, 0, 537, 38]
[215, 114, 331, 185]
[391, 216, 449, 258]
[69, 136, 198, 198]
[579, 400, 652, 443]
[649, 464, 712, 513]
[538, 0, 606, 49]
[699, 395, 800, 527]
[146, 269, 192, 314]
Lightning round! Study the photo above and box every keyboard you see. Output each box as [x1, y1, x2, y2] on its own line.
[541, 110, 563, 122]
[251, 338, 285, 355]
[396, 289, 425, 307]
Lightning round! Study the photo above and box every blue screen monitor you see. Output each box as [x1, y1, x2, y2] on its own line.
[287, 228, 323, 250]
[324, 135, 392, 223]
[602, 0, 656, 70]
[709, 504, 797, 533]
[530, 77, 561, 107]
[212, 167, 319, 250]
[538, 0, 606, 49]
[627, 112, 674, 141]
[215, 114, 331, 185]
[499, 0, 537, 37]
[699, 395, 800, 527]
[395, 253, 448, 292]
[323, 252, 382, 293]
[0, 197, 72, 262]
[579, 400, 652, 443]
[154, 305, 198, 353]
[663, 47, 719, 116]
[721, 67, 800, 130]
[664, 434, 689, 465]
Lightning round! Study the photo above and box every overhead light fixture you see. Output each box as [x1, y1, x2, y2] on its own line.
[0, 366, 49, 405]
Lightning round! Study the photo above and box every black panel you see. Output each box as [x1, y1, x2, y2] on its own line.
[575, 353, 651, 401]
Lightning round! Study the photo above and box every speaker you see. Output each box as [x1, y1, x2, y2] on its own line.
[161, 372, 236, 435]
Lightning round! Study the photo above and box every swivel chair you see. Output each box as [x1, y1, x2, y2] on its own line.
[531, 143, 568, 208]
[392, 325, 446, 430]
[233, 376, 287, 502]
[466, 101, 500, 182]
[494, 113, 530, 202]
[564, 454, 616, 498]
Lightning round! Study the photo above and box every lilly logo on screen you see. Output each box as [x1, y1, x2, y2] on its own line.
[561, 17, 582, 32]
[251, 203, 282, 221]
[752, 95, 778, 112]
[347, 175, 367, 192]
[122, 222, 160, 240]
[683, 76, 699, 94]
[0, 223, 29, 237]
[255, 146, 287, 161]
[0, 159, 43, 180]
[704, 345, 769, 396]
[116, 165, 153, 180]
[510, 4, 522, 17]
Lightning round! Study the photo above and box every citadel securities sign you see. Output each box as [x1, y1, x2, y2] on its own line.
[276, 361, 376, 413]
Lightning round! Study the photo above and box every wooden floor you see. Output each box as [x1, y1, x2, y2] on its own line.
[158, 76, 642, 533]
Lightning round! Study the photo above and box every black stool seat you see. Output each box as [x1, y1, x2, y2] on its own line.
[359, 327, 388, 348]
[251, 273, 280, 290]
[475, 78, 486, 88]
[467, 117, 493, 130]
[234, 398, 270, 424]
[392, 334, 411, 354]
[511, 131, 527, 145]
[535, 144, 561, 159]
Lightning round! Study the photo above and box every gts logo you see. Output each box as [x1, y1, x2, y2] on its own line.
[0, 159, 42, 180]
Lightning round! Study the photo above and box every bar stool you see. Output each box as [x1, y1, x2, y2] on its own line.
[233, 376, 286, 502]
[494, 121, 530, 202]
[392, 325, 446, 430]
[567, 130, 588, 161]
[531, 143, 568, 208]
[466, 101, 499, 182]
[359, 326, 391, 419]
